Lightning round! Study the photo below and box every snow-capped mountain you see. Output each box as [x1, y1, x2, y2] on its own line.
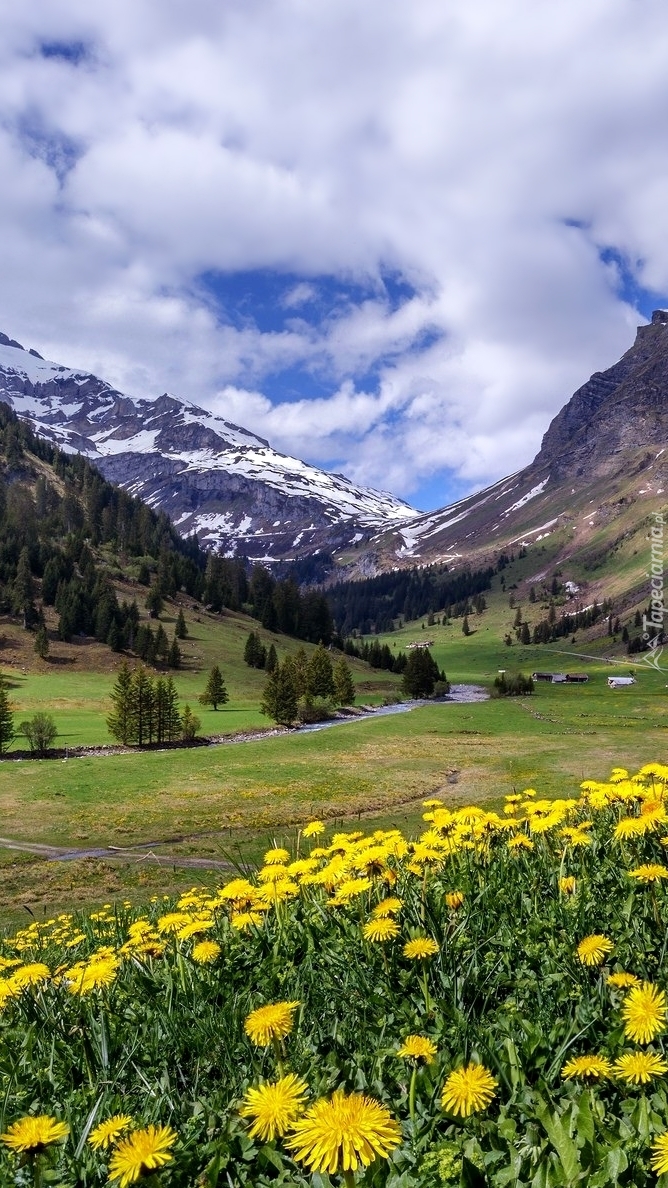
[0, 333, 417, 561]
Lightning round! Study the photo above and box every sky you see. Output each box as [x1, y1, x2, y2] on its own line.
[1, 1, 668, 511]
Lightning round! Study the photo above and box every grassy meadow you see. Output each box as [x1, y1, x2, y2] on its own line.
[0, 560, 665, 924]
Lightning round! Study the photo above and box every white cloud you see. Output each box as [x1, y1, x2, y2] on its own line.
[0, 0, 666, 505]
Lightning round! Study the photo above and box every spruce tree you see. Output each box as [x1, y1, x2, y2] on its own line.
[107, 662, 135, 745]
[244, 631, 260, 667]
[164, 677, 182, 741]
[175, 608, 188, 639]
[260, 661, 298, 725]
[520, 621, 531, 645]
[0, 675, 15, 754]
[131, 665, 154, 746]
[13, 547, 37, 630]
[333, 657, 356, 706]
[307, 643, 335, 699]
[154, 623, 169, 664]
[402, 648, 439, 698]
[199, 665, 228, 710]
[168, 636, 181, 668]
[462, 615, 471, 636]
[265, 643, 278, 673]
[35, 622, 49, 660]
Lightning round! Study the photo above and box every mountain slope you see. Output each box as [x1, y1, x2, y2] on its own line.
[0, 333, 416, 562]
[342, 311, 668, 588]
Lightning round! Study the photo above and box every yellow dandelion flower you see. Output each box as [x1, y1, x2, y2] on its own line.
[244, 1001, 300, 1046]
[255, 879, 300, 904]
[613, 1051, 668, 1084]
[576, 934, 614, 967]
[507, 835, 534, 851]
[372, 897, 403, 918]
[65, 956, 119, 995]
[422, 798, 444, 808]
[286, 1089, 401, 1174]
[628, 864, 668, 883]
[263, 847, 290, 865]
[559, 876, 577, 895]
[445, 891, 465, 910]
[156, 912, 191, 934]
[328, 876, 373, 905]
[230, 911, 264, 931]
[240, 1074, 309, 1142]
[10, 963, 51, 988]
[561, 1055, 612, 1079]
[403, 937, 439, 960]
[397, 1035, 437, 1063]
[216, 879, 257, 905]
[1, 1115, 69, 1153]
[88, 1115, 134, 1151]
[257, 864, 291, 883]
[0, 980, 20, 1011]
[192, 940, 221, 964]
[108, 1124, 177, 1187]
[622, 982, 667, 1044]
[614, 816, 649, 840]
[651, 1132, 668, 1175]
[362, 917, 400, 943]
[303, 821, 325, 837]
[441, 1063, 497, 1117]
[177, 919, 214, 940]
[607, 971, 640, 989]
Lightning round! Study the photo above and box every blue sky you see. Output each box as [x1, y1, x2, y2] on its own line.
[0, 0, 667, 510]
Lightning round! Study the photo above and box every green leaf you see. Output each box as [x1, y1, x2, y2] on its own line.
[461, 1155, 488, 1187]
[574, 1090, 594, 1147]
[535, 1099, 581, 1184]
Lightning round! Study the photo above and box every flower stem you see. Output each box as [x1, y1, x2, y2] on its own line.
[343, 1170, 357, 1188]
[409, 1065, 418, 1128]
[421, 962, 431, 1015]
[272, 1036, 285, 1076]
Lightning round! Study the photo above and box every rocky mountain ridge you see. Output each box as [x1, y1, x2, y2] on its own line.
[0, 334, 416, 562]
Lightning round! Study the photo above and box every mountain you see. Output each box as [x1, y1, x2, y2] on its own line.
[342, 311, 668, 587]
[0, 333, 416, 563]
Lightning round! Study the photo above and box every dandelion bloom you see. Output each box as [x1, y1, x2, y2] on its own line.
[286, 1089, 401, 1174]
[607, 972, 640, 990]
[1, 1116, 69, 1153]
[397, 1035, 437, 1064]
[244, 1001, 300, 1046]
[88, 1115, 134, 1151]
[230, 911, 264, 932]
[239, 1074, 308, 1141]
[264, 847, 290, 865]
[0, 980, 20, 1010]
[192, 940, 221, 964]
[614, 817, 649, 840]
[372, 897, 403, 918]
[613, 1051, 668, 1084]
[561, 1055, 612, 1080]
[445, 891, 465, 910]
[622, 982, 667, 1044]
[651, 1133, 668, 1175]
[403, 937, 439, 960]
[559, 877, 577, 895]
[441, 1063, 498, 1117]
[628, 864, 668, 883]
[576, 934, 614, 967]
[507, 835, 534, 851]
[303, 820, 325, 837]
[363, 917, 400, 943]
[65, 956, 120, 995]
[10, 963, 51, 988]
[108, 1125, 177, 1186]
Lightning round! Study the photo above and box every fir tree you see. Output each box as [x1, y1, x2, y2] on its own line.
[164, 677, 182, 741]
[333, 657, 356, 706]
[402, 648, 440, 698]
[168, 636, 181, 669]
[13, 547, 37, 629]
[175, 608, 188, 639]
[0, 676, 15, 754]
[265, 643, 278, 673]
[520, 621, 531, 645]
[154, 623, 170, 664]
[307, 643, 335, 700]
[145, 588, 163, 619]
[34, 622, 49, 660]
[107, 662, 135, 745]
[260, 661, 298, 725]
[199, 665, 228, 710]
[462, 615, 471, 636]
[181, 704, 201, 741]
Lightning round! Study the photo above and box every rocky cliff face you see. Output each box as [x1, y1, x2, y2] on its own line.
[534, 309, 668, 478]
[0, 336, 417, 561]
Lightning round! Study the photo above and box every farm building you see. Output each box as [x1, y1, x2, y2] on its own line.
[532, 672, 589, 684]
[608, 676, 636, 688]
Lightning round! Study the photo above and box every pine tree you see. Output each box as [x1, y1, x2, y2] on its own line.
[402, 648, 439, 698]
[164, 677, 182, 741]
[260, 661, 298, 725]
[462, 615, 471, 636]
[265, 643, 278, 673]
[175, 608, 188, 639]
[107, 662, 135, 745]
[244, 630, 260, 667]
[333, 657, 356, 706]
[307, 643, 335, 699]
[520, 621, 531, 645]
[168, 636, 181, 668]
[131, 665, 154, 746]
[145, 588, 163, 619]
[154, 623, 169, 664]
[0, 675, 15, 754]
[199, 665, 228, 710]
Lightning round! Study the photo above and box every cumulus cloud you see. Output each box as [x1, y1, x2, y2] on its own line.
[0, 0, 666, 506]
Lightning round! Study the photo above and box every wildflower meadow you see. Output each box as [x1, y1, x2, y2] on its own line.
[2, 763, 668, 1186]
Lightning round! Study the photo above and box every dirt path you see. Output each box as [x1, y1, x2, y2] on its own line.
[0, 836, 234, 870]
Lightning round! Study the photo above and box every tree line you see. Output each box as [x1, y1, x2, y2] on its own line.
[326, 562, 496, 635]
